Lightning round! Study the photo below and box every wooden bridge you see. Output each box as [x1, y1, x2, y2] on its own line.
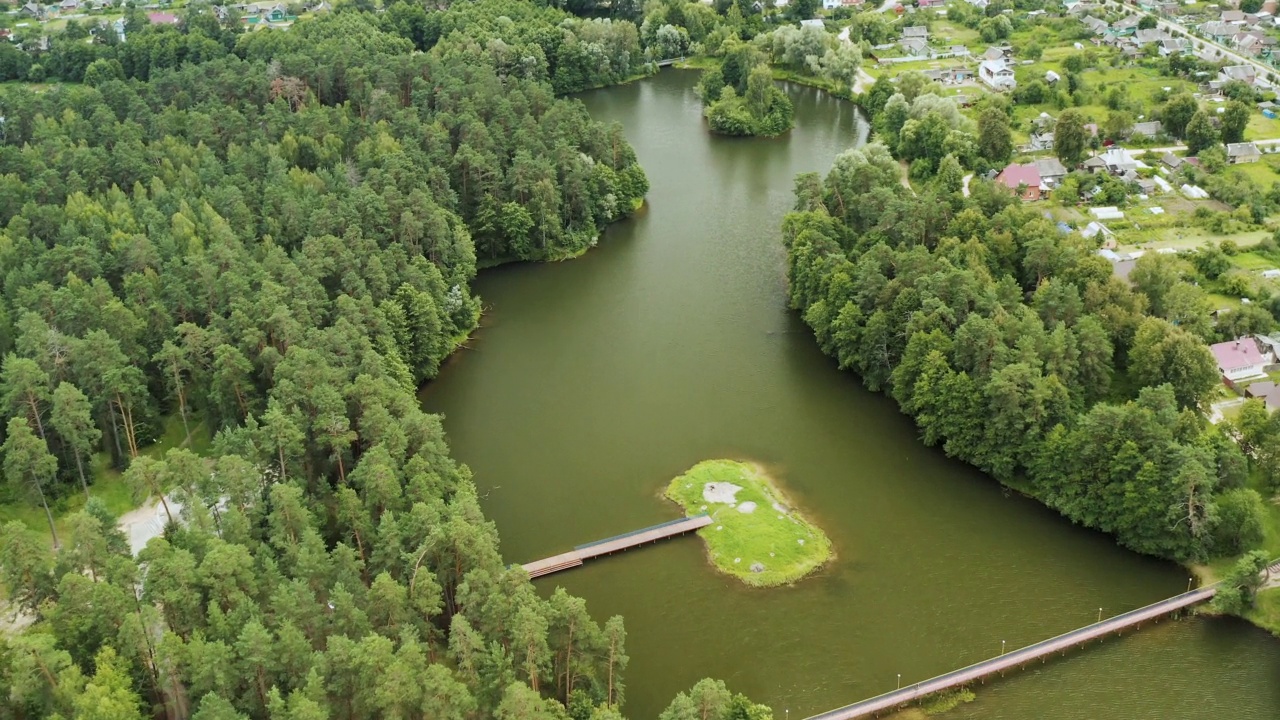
[521, 514, 712, 579]
[806, 585, 1220, 720]
[654, 57, 685, 68]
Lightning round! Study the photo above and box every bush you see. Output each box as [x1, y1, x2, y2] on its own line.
[1213, 488, 1267, 555]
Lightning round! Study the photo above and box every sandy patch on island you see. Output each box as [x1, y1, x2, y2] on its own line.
[703, 482, 742, 504]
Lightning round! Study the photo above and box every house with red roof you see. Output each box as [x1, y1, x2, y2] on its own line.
[994, 162, 1043, 201]
[147, 12, 180, 24]
[1210, 337, 1268, 382]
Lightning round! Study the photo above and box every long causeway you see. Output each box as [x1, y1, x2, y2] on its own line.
[522, 514, 713, 579]
[807, 584, 1220, 720]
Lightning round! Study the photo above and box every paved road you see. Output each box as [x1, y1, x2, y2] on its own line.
[1140, 138, 1280, 153]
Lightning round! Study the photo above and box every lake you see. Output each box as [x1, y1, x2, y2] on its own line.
[422, 70, 1280, 719]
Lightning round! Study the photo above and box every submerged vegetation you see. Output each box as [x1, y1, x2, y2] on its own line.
[665, 460, 831, 586]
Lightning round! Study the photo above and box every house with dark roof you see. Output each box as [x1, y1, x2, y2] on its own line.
[1245, 381, 1280, 411]
[1210, 338, 1268, 381]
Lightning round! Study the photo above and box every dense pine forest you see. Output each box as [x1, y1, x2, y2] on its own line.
[784, 144, 1269, 564]
[0, 3, 780, 719]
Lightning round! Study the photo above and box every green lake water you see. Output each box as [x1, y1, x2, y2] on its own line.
[422, 70, 1280, 719]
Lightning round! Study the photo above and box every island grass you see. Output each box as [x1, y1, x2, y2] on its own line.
[665, 459, 832, 587]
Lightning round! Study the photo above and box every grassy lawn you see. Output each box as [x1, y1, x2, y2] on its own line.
[1147, 227, 1270, 250]
[1228, 159, 1280, 188]
[1246, 112, 1280, 143]
[1247, 586, 1280, 637]
[928, 19, 980, 46]
[0, 413, 212, 540]
[665, 459, 832, 587]
[1228, 251, 1278, 271]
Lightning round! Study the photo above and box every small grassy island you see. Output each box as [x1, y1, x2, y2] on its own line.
[666, 460, 831, 587]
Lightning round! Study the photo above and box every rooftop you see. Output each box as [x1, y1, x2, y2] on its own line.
[1210, 338, 1266, 370]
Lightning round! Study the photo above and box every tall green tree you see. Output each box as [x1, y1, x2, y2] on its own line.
[1127, 317, 1219, 410]
[2, 417, 60, 547]
[50, 382, 101, 499]
[977, 106, 1012, 165]
[1054, 109, 1088, 166]
[1220, 100, 1251, 145]
[1185, 110, 1219, 155]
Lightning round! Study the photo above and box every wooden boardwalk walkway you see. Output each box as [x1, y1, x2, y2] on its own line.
[522, 514, 712, 579]
[807, 585, 1218, 720]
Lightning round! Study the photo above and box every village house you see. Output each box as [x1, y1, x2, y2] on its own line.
[1082, 15, 1109, 34]
[19, 2, 46, 19]
[1027, 131, 1055, 151]
[1111, 14, 1142, 34]
[1219, 64, 1260, 86]
[1132, 120, 1163, 138]
[1034, 157, 1068, 187]
[995, 163, 1043, 200]
[1227, 142, 1263, 164]
[1159, 37, 1190, 55]
[1084, 147, 1140, 175]
[147, 11, 179, 24]
[1162, 152, 1188, 170]
[899, 36, 930, 56]
[1210, 338, 1268, 382]
[902, 25, 929, 40]
[1222, 8, 1247, 23]
[59, 0, 79, 11]
[981, 45, 1012, 62]
[1132, 28, 1168, 45]
[1245, 381, 1280, 411]
[1201, 21, 1237, 42]
[979, 58, 1016, 91]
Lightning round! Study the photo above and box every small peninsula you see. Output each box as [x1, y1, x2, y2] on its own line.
[666, 460, 831, 587]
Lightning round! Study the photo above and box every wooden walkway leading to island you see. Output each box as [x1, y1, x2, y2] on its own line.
[522, 514, 712, 579]
[805, 585, 1219, 720]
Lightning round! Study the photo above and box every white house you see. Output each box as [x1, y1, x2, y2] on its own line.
[979, 59, 1016, 90]
[1210, 338, 1268, 382]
